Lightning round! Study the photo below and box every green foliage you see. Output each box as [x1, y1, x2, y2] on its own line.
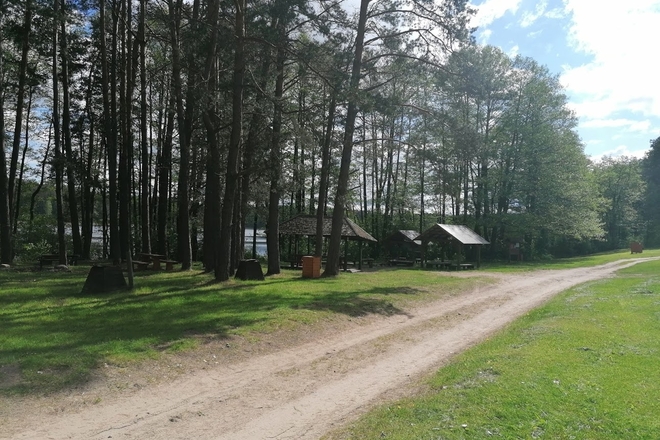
[334, 260, 660, 439]
[14, 214, 60, 262]
[592, 156, 645, 249]
[642, 137, 660, 246]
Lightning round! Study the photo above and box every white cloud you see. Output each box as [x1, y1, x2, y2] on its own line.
[520, 0, 547, 27]
[470, 0, 522, 28]
[590, 144, 650, 162]
[560, 1, 660, 121]
[508, 44, 519, 57]
[478, 28, 493, 44]
[581, 118, 652, 133]
[544, 7, 565, 19]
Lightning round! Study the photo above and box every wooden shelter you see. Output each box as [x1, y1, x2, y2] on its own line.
[416, 224, 490, 268]
[278, 214, 377, 270]
[384, 230, 421, 260]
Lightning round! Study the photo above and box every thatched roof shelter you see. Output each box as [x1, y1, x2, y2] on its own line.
[385, 230, 422, 246]
[416, 224, 489, 268]
[278, 214, 376, 242]
[278, 214, 376, 270]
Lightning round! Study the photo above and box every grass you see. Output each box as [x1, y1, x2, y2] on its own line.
[481, 247, 660, 272]
[0, 264, 473, 395]
[330, 259, 660, 440]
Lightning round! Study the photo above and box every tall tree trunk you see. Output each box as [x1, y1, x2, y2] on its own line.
[0, 15, 11, 264]
[9, 0, 32, 231]
[314, 94, 336, 256]
[139, 0, 151, 254]
[14, 86, 34, 234]
[158, 91, 175, 256]
[323, 0, 370, 276]
[215, 0, 246, 281]
[201, 0, 220, 271]
[168, 0, 192, 270]
[266, 36, 286, 276]
[60, 1, 83, 256]
[101, 0, 120, 263]
[52, 0, 67, 265]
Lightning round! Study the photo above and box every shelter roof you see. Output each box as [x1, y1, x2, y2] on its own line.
[416, 224, 490, 246]
[278, 214, 377, 242]
[385, 230, 422, 246]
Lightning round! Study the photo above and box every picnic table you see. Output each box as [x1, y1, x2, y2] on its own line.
[39, 254, 79, 268]
[452, 263, 474, 270]
[138, 253, 166, 270]
[426, 260, 452, 269]
[388, 258, 415, 267]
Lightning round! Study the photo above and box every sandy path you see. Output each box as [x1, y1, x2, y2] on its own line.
[4, 258, 657, 440]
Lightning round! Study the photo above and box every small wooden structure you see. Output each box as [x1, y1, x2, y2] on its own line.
[508, 237, 524, 262]
[383, 230, 421, 260]
[416, 224, 490, 269]
[630, 242, 643, 254]
[278, 214, 377, 270]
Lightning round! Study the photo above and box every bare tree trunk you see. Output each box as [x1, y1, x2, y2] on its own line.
[201, 0, 220, 271]
[139, 0, 151, 254]
[60, 1, 83, 256]
[215, 0, 246, 281]
[323, 0, 370, 276]
[101, 0, 120, 263]
[158, 91, 175, 256]
[9, 0, 32, 232]
[0, 14, 12, 263]
[14, 86, 34, 234]
[52, 0, 67, 265]
[314, 95, 336, 256]
[168, 0, 192, 270]
[266, 37, 286, 276]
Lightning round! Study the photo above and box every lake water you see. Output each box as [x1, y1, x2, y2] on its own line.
[244, 229, 267, 256]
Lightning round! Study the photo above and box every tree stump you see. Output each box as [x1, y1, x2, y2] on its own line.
[81, 265, 127, 294]
[234, 259, 264, 281]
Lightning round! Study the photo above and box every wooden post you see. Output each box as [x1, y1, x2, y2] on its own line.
[358, 240, 363, 270]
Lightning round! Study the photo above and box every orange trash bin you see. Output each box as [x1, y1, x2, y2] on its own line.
[301, 256, 321, 278]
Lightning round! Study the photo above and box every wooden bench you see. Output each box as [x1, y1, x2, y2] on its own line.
[163, 260, 178, 271]
[452, 263, 474, 270]
[389, 258, 415, 267]
[38, 254, 60, 268]
[426, 260, 451, 269]
[132, 260, 151, 271]
[362, 258, 374, 268]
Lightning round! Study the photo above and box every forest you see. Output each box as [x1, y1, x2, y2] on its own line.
[1, 0, 659, 280]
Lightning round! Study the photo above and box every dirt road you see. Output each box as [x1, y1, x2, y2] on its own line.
[4, 258, 656, 440]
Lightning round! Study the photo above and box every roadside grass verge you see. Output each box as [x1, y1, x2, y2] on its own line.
[330, 259, 660, 439]
[481, 247, 660, 272]
[0, 265, 475, 395]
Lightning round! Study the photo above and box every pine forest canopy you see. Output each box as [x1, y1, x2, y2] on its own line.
[1, 0, 658, 278]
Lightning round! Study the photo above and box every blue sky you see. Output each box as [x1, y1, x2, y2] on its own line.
[470, 0, 660, 160]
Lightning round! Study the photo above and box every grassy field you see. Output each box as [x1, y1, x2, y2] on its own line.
[0, 264, 473, 395]
[330, 259, 660, 439]
[482, 247, 660, 272]
[1, 249, 656, 398]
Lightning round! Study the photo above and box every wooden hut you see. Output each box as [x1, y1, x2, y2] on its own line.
[416, 224, 489, 269]
[278, 214, 377, 270]
[383, 230, 421, 260]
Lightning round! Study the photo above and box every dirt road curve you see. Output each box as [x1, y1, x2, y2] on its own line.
[4, 258, 657, 440]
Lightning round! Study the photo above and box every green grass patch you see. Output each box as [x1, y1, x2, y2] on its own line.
[333, 259, 660, 439]
[0, 265, 472, 395]
[481, 247, 660, 272]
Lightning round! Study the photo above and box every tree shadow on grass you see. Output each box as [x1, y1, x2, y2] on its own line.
[0, 270, 421, 396]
